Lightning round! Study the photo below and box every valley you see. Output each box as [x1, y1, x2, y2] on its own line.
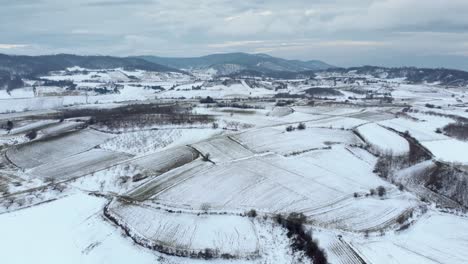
[1, 54, 468, 264]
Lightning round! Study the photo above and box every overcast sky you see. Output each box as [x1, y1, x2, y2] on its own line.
[2, 0, 468, 69]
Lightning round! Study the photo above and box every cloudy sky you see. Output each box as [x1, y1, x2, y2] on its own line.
[2, 0, 468, 69]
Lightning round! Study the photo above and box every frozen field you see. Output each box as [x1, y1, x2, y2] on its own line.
[100, 128, 220, 156]
[0, 193, 303, 264]
[422, 139, 468, 164]
[350, 212, 468, 264]
[1, 66, 468, 264]
[379, 112, 468, 163]
[126, 145, 416, 234]
[304, 116, 368, 130]
[379, 116, 449, 142]
[108, 200, 259, 257]
[9, 119, 57, 134]
[356, 123, 409, 155]
[129, 146, 199, 177]
[305, 195, 418, 232]
[191, 136, 254, 163]
[6, 129, 113, 169]
[233, 127, 362, 155]
[100, 129, 184, 155]
[41, 120, 85, 135]
[158, 83, 276, 99]
[0, 193, 161, 264]
[28, 149, 132, 181]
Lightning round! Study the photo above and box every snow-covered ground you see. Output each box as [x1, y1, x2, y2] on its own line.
[356, 123, 410, 155]
[350, 212, 468, 264]
[1, 67, 468, 264]
[0, 193, 304, 264]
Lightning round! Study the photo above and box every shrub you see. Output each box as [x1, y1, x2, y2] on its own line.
[246, 209, 257, 218]
[369, 189, 376, 196]
[377, 186, 386, 197]
[425, 103, 435, 108]
[202, 153, 211, 162]
[200, 96, 215, 104]
[373, 154, 396, 179]
[198, 248, 214, 259]
[276, 212, 328, 264]
[297, 122, 306, 130]
[442, 121, 468, 141]
[221, 253, 235, 259]
[286, 125, 295, 132]
[396, 214, 407, 225]
[118, 176, 131, 186]
[25, 130, 37, 140]
[286, 212, 307, 233]
[6, 120, 13, 131]
[353, 192, 359, 198]
[212, 122, 219, 129]
[398, 223, 411, 231]
[274, 213, 284, 225]
[398, 183, 405, 191]
[200, 203, 211, 213]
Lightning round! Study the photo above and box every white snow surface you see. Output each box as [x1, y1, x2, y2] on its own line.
[357, 123, 410, 155]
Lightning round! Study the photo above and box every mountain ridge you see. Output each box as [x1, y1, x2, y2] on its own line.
[135, 52, 335, 75]
[0, 53, 183, 76]
[2, 53, 468, 89]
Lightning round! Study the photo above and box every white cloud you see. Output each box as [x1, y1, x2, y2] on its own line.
[208, 40, 266, 48]
[1, 0, 468, 69]
[0, 44, 29, 49]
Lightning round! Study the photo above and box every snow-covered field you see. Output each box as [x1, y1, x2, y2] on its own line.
[234, 127, 362, 155]
[356, 123, 409, 155]
[379, 112, 468, 163]
[108, 200, 260, 257]
[100, 128, 220, 156]
[350, 212, 468, 264]
[28, 149, 132, 181]
[0, 192, 304, 264]
[6, 129, 113, 169]
[191, 136, 254, 163]
[1, 67, 467, 264]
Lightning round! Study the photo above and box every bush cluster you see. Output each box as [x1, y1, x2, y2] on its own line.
[275, 213, 328, 264]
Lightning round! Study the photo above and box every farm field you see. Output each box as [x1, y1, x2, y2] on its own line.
[28, 149, 132, 181]
[107, 199, 260, 258]
[356, 123, 409, 155]
[1, 64, 467, 264]
[233, 127, 362, 155]
[6, 129, 113, 169]
[349, 212, 468, 264]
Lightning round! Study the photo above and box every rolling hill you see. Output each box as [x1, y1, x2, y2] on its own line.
[136, 52, 335, 75]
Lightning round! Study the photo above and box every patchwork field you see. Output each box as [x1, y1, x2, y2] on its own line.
[356, 123, 409, 155]
[350, 212, 468, 264]
[107, 200, 260, 258]
[1, 65, 467, 264]
[191, 136, 254, 163]
[6, 129, 113, 169]
[28, 149, 132, 181]
[233, 127, 362, 155]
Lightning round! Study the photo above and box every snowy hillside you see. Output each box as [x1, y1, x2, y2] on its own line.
[1, 62, 468, 264]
